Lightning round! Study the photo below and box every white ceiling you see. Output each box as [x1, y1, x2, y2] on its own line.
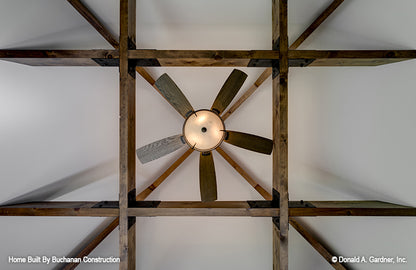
[1, 0, 416, 269]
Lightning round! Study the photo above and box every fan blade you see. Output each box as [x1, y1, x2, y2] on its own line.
[136, 134, 185, 164]
[199, 151, 217, 202]
[154, 73, 194, 118]
[211, 69, 248, 114]
[224, 131, 273, 155]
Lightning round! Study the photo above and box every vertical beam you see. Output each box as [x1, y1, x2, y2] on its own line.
[119, 0, 136, 270]
[273, 0, 289, 270]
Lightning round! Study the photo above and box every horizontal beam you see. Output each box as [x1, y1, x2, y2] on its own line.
[1, 200, 414, 217]
[2, 49, 415, 67]
[0, 201, 119, 217]
[128, 201, 278, 217]
[290, 50, 416, 66]
[0, 50, 118, 58]
[127, 200, 416, 217]
[0, 50, 118, 66]
[128, 49, 416, 67]
[128, 49, 280, 67]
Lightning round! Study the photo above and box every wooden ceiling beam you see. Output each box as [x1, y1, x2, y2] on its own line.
[289, 218, 349, 270]
[0, 50, 117, 58]
[220, 68, 272, 121]
[1, 201, 415, 217]
[2, 49, 415, 67]
[67, 0, 119, 49]
[0, 49, 117, 66]
[125, 200, 416, 217]
[273, 0, 289, 269]
[216, 147, 272, 200]
[119, 0, 136, 269]
[290, 0, 344, 50]
[136, 148, 194, 200]
[0, 201, 118, 216]
[292, 50, 416, 66]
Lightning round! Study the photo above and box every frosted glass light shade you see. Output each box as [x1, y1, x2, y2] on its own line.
[183, 110, 225, 152]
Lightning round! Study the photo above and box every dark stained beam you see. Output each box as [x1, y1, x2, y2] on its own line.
[289, 218, 349, 270]
[1, 201, 414, 217]
[0, 202, 118, 216]
[290, 50, 416, 66]
[0, 50, 118, 66]
[129, 49, 279, 67]
[125, 200, 416, 217]
[119, 0, 136, 269]
[273, 0, 289, 269]
[67, 0, 119, 48]
[2, 49, 415, 67]
[290, 0, 344, 49]
[0, 50, 118, 58]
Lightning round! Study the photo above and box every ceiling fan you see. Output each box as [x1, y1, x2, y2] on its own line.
[136, 69, 273, 201]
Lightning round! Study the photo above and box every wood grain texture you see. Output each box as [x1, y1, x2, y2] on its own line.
[67, 0, 119, 48]
[290, 50, 416, 66]
[0, 50, 118, 58]
[157, 58, 251, 67]
[216, 147, 272, 200]
[211, 69, 247, 114]
[1, 201, 414, 217]
[289, 218, 348, 270]
[136, 134, 185, 164]
[273, 1, 289, 270]
[0, 202, 118, 216]
[129, 50, 279, 59]
[290, 50, 416, 59]
[130, 49, 278, 66]
[136, 66, 156, 85]
[309, 58, 408, 66]
[154, 73, 194, 118]
[119, 0, 136, 269]
[225, 131, 273, 155]
[125, 200, 416, 217]
[289, 0, 344, 50]
[0, 50, 118, 66]
[1, 58, 100, 66]
[199, 152, 217, 202]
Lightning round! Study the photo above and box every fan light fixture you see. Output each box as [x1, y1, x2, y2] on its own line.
[183, 109, 226, 152]
[136, 69, 273, 201]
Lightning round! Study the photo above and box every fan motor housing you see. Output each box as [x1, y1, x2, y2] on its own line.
[182, 109, 226, 152]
